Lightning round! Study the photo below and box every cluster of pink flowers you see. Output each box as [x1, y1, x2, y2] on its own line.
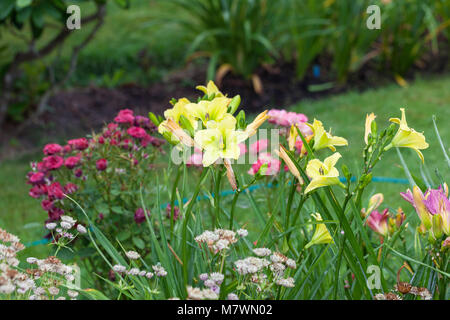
[268, 109, 310, 131]
[27, 109, 164, 224]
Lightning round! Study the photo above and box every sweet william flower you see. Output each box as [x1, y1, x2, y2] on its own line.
[114, 109, 135, 124]
[68, 138, 89, 151]
[43, 155, 64, 170]
[127, 126, 147, 139]
[64, 156, 80, 169]
[385, 108, 429, 163]
[306, 119, 348, 152]
[305, 213, 333, 249]
[43, 144, 63, 155]
[304, 152, 345, 194]
[96, 159, 108, 171]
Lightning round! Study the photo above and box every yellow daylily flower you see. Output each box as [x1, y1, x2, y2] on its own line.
[385, 108, 429, 163]
[304, 152, 345, 194]
[288, 124, 297, 152]
[194, 114, 248, 167]
[364, 113, 377, 145]
[306, 119, 348, 152]
[196, 80, 225, 98]
[305, 213, 334, 249]
[160, 119, 195, 147]
[245, 110, 269, 137]
[188, 97, 231, 126]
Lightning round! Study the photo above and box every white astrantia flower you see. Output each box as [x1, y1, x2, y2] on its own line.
[60, 221, 72, 230]
[227, 293, 239, 300]
[48, 287, 60, 296]
[237, 229, 248, 237]
[127, 268, 140, 276]
[26, 257, 38, 264]
[67, 290, 79, 299]
[125, 251, 141, 260]
[209, 272, 224, 285]
[285, 259, 297, 269]
[76, 225, 87, 234]
[145, 272, 154, 279]
[253, 248, 272, 257]
[152, 264, 167, 277]
[276, 277, 295, 288]
[45, 223, 57, 230]
[204, 279, 216, 288]
[112, 265, 127, 273]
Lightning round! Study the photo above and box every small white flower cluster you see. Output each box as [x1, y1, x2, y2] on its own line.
[187, 286, 218, 300]
[198, 272, 224, 295]
[112, 263, 167, 279]
[234, 249, 297, 290]
[0, 228, 77, 300]
[125, 251, 140, 260]
[195, 228, 247, 253]
[235, 257, 271, 275]
[46, 215, 87, 241]
[253, 247, 271, 257]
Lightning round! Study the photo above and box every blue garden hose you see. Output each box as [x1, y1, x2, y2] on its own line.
[24, 176, 409, 247]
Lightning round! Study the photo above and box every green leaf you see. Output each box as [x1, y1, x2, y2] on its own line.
[132, 236, 145, 249]
[81, 288, 110, 300]
[0, 0, 15, 20]
[117, 230, 131, 242]
[16, 0, 32, 9]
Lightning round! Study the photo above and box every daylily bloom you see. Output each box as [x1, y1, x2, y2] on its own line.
[196, 80, 225, 98]
[158, 98, 198, 144]
[305, 213, 334, 249]
[306, 119, 348, 152]
[401, 184, 450, 236]
[366, 193, 384, 215]
[189, 97, 231, 126]
[163, 98, 197, 129]
[194, 115, 248, 167]
[367, 209, 390, 237]
[276, 146, 303, 183]
[245, 110, 269, 137]
[160, 119, 195, 147]
[385, 108, 429, 163]
[401, 186, 433, 230]
[304, 152, 345, 194]
[364, 113, 377, 144]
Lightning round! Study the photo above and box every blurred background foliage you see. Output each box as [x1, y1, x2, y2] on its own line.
[0, 0, 448, 126]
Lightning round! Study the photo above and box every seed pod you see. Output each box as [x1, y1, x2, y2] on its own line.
[397, 281, 412, 294]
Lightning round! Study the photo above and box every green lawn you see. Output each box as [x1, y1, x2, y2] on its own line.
[1, 74, 449, 256]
